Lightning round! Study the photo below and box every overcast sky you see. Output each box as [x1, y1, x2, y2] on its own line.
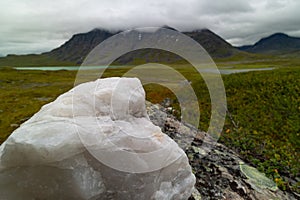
[1, 0, 300, 56]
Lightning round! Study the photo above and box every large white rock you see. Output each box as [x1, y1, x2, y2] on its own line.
[0, 77, 195, 200]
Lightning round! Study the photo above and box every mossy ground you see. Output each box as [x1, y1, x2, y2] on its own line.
[0, 62, 299, 193]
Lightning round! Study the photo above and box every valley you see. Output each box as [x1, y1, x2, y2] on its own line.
[0, 27, 299, 195]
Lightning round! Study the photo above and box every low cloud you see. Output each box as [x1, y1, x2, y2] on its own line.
[0, 0, 300, 55]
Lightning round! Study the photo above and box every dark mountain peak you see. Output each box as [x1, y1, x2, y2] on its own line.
[238, 32, 300, 54]
[89, 27, 121, 35]
[269, 32, 289, 38]
[89, 28, 105, 32]
[48, 28, 114, 64]
[73, 28, 113, 37]
[190, 28, 212, 33]
[188, 29, 224, 39]
[183, 28, 239, 58]
[256, 32, 289, 44]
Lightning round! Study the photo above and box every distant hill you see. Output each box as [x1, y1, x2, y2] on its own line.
[0, 27, 245, 67]
[238, 33, 300, 55]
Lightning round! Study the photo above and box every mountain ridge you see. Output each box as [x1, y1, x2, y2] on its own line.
[0, 26, 244, 66]
[1, 29, 300, 67]
[238, 32, 300, 55]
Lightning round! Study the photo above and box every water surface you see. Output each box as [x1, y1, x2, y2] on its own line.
[14, 66, 275, 74]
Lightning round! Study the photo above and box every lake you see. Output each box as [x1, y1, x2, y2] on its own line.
[14, 66, 275, 74]
[201, 67, 275, 74]
[14, 66, 114, 71]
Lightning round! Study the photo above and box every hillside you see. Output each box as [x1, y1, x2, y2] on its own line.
[238, 33, 300, 55]
[184, 29, 240, 58]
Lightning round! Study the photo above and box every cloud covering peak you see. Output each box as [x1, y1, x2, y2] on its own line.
[0, 0, 300, 55]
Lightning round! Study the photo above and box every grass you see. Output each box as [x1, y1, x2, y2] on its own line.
[0, 68, 76, 143]
[221, 67, 300, 192]
[0, 63, 299, 193]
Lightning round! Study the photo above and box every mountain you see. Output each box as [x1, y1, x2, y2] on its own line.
[47, 28, 114, 64]
[238, 33, 300, 55]
[0, 27, 243, 67]
[47, 27, 242, 64]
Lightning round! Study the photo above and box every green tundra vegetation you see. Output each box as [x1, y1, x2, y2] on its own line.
[0, 60, 299, 193]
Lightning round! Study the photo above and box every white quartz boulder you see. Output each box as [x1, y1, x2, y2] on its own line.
[0, 77, 195, 200]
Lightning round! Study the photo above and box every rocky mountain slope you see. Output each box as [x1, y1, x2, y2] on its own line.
[48, 27, 242, 64]
[47, 26, 244, 64]
[0, 27, 245, 66]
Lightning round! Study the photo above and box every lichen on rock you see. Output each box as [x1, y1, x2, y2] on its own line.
[240, 163, 278, 192]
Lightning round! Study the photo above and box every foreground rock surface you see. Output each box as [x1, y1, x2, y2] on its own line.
[0, 78, 195, 200]
[147, 103, 298, 200]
